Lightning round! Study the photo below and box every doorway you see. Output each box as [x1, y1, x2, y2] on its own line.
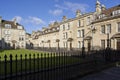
[117, 40, 120, 50]
[13, 43, 15, 49]
[88, 42, 91, 51]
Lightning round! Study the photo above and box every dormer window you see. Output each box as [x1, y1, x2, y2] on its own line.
[5, 24, 11, 28]
[112, 10, 120, 16]
[57, 27, 59, 30]
[53, 28, 55, 31]
[48, 30, 51, 32]
[45, 30, 48, 33]
[18, 26, 23, 29]
[99, 14, 105, 19]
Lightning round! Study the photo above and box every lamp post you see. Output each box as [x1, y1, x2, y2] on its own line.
[107, 33, 110, 49]
[82, 37, 85, 58]
[105, 32, 111, 62]
[91, 25, 96, 51]
[82, 30, 85, 58]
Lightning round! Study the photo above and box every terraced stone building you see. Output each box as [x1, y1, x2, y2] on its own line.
[0, 17, 26, 49]
[29, 0, 120, 51]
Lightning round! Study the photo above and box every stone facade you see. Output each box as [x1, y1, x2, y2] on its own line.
[29, 1, 120, 51]
[0, 17, 26, 49]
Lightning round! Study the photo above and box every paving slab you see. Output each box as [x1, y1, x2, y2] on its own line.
[79, 67, 120, 80]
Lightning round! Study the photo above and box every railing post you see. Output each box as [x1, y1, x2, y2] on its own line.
[25, 54, 27, 80]
[10, 54, 13, 80]
[53, 52, 56, 80]
[44, 53, 46, 80]
[0, 56, 1, 80]
[58, 52, 60, 80]
[33, 54, 36, 80]
[37, 54, 39, 80]
[4, 55, 7, 80]
[33, 54, 35, 73]
[37, 54, 39, 72]
[41, 53, 43, 80]
[62, 52, 64, 80]
[15, 54, 18, 80]
[50, 53, 52, 80]
[29, 54, 31, 74]
[20, 54, 22, 80]
[65, 52, 67, 79]
[47, 53, 50, 80]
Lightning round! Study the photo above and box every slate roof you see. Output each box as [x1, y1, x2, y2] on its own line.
[1, 19, 24, 29]
[101, 4, 120, 17]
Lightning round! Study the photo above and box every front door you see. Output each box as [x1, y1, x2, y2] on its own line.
[13, 43, 15, 49]
[70, 42, 72, 50]
[117, 40, 120, 50]
[88, 42, 91, 51]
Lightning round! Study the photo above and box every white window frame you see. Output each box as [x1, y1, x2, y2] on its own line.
[5, 24, 11, 28]
[67, 23, 70, 30]
[107, 24, 111, 33]
[81, 29, 84, 37]
[112, 9, 120, 16]
[101, 25, 105, 34]
[4, 30, 8, 34]
[78, 41, 81, 48]
[77, 30, 81, 37]
[87, 17, 90, 25]
[118, 22, 120, 32]
[63, 25, 65, 31]
[77, 20, 81, 27]
[99, 14, 105, 19]
[100, 40, 105, 49]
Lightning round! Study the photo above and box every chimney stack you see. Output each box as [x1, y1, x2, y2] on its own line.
[0, 16, 2, 23]
[76, 10, 81, 17]
[101, 4, 106, 11]
[13, 18, 17, 25]
[96, 0, 101, 14]
[62, 16, 67, 21]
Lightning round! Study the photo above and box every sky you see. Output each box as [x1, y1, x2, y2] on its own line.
[0, 0, 120, 33]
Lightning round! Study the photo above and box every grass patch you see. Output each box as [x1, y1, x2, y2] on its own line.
[0, 49, 50, 61]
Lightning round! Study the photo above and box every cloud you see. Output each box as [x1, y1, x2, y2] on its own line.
[12, 16, 22, 23]
[27, 16, 45, 25]
[55, 4, 68, 10]
[55, 1, 89, 13]
[49, 9, 63, 16]
[49, 20, 55, 24]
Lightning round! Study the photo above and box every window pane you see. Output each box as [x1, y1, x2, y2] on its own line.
[78, 41, 81, 48]
[81, 29, 84, 37]
[5, 24, 11, 28]
[101, 40, 105, 49]
[68, 23, 70, 30]
[77, 30, 80, 37]
[63, 25, 65, 30]
[118, 22, 120, 32]
[77, 20, 81, 27]
[65, 32, 68, 39]
[107, 24, 111, 33]
[87, 17, 90, 25]
[101, 25, 105, 34]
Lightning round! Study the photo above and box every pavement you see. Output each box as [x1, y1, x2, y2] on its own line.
[78, 66, 120, 80]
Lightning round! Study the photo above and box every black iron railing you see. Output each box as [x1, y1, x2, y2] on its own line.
[0, 49, 120, 80]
